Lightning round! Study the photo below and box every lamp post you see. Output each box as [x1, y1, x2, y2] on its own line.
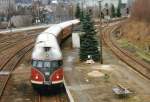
[98, 0, 103, 64]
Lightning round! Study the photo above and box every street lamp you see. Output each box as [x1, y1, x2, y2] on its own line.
[98, 0, 103, 64]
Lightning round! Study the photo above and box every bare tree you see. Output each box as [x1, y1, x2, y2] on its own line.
[32, 0, 41, 23]
[5, 2, 16, 21]
[132, 0, 150, 22]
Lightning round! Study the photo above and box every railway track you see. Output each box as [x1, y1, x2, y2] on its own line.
[34, 86, 68, 102]
[0, 30, 42, 100]
[0, 36, 68, 102]
[102, 26, 150, 80]
[0, 29, 43, 52]
[0, 29, 44, 43]
[0, 39, 35, 100]
[0, 43, 34, 100]
[0, 37, 36, 71]
[37, 94, 62, 102]
[0, 35, 36, 52]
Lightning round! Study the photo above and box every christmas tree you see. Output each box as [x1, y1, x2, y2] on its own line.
[80, 12, 100, 61]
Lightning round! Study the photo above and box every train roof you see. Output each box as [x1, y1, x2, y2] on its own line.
[43, 19, 80, 36]
[59, 21, 73, 29]
[32, 33, 62, 60]
[32, 19, 80, 61]
[43, 25, 62, 37]
[35, 33, 57, 47]
[70, 19, 80, 24]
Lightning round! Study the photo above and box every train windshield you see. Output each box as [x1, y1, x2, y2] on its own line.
[37, 61, 43, 68]
[32, 60, 37, 67]
[44, 61, 51, 68]
[32, 60, 63, 68]
[51, 61, 59, 68]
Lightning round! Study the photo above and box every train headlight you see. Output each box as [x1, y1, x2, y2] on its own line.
[35, 75, 38, 79]
[56, 75, 59, 79]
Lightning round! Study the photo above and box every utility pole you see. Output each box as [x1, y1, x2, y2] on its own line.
[69, 4, 73, 19]
[98, 0, 103, 64]
[8, 0, 12, 32]
[82, 0, 83, 10]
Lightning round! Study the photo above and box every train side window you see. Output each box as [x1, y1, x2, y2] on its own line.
[32, 60, 37, 67]
[37, 61, 43, 68]
[44, 61, 51, 68]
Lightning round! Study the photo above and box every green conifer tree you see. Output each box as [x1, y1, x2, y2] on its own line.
[75, 3, 81, 18]
[111, 4, 116, 18]
[79, 10, 85, 23]
[80, 12, 100, 61]
[117, 0, 121, 17]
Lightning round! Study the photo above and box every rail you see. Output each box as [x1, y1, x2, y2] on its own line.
[0, 43, 34, 100]
[102, 25, 150, 80]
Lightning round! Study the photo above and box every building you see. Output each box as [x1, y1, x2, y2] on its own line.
[98, 0, 129, 17]
[0, 0, 16, 15]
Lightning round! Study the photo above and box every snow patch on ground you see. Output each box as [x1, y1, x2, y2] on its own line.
[88, 71, 104, 77]
[91, 64, 114, 71]
[67, 56, 74, 62]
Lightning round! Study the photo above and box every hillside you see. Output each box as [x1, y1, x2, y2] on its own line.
[115, 19, 150, 62]
[121, 19, 150, 50]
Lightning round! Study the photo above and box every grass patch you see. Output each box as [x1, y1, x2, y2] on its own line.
[116, 38, 150, 63]
[136, 50, 150, 62]
[117, 38, 136, 53]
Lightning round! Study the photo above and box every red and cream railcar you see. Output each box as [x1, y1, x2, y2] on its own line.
[31, 20, 80, 89]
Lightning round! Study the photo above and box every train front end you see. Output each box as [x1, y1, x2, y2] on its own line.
[31, 34, 63, 89]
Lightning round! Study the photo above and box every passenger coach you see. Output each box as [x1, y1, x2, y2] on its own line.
[31, 20, 80, 89]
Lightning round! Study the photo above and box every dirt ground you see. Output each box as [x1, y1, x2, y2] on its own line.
[1, 50, 36, 102]
[63, 40, 150, 102]
[1, 35, 150, 102]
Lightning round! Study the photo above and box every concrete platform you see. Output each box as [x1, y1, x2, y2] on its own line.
[63, 48, 150, 102]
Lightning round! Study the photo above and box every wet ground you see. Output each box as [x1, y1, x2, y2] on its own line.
[1, 50, 35, 102]
[63, 37, 150, 102]
[0, 35, 69, 102]
[1, 34, 150, 102]
[1, 49, 67, 102]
